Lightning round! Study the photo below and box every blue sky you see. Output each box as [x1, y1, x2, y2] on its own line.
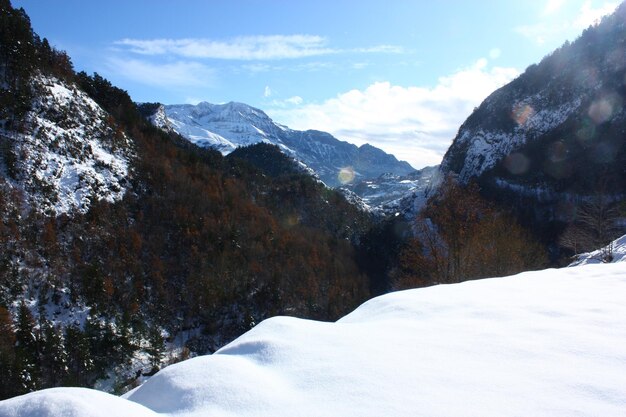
[14, 0, 619, 168]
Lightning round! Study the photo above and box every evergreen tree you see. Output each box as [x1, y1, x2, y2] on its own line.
[39, 319, 68, 387]
[145, 325, 165, 372]
[0, 305, 17, 399]
[64, 324, 94, 386]
[13, 301, 40, 393]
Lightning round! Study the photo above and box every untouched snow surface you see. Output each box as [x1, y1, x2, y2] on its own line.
[2, 263, 626, 416]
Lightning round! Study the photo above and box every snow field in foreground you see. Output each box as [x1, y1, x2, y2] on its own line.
[1, 262, 625, 417]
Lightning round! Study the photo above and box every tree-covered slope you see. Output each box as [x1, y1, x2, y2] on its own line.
[0, 0, 376, 399]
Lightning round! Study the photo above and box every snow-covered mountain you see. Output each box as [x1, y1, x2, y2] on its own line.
[426, 4, 626, 245]
[340, 165, 438, 213]
[3, 261, 626, 417]
[440, 3, 626, 195]
[142, 101, 415, 187]
[0, 74, 134, 215]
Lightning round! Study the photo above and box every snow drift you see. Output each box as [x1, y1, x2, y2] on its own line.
[569, 233, 626, 266]
[2, 263, 626, 416]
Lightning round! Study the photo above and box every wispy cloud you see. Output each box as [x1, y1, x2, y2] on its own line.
[114, 35, 405, 61]
[267, 59, 519, 169]
[269, 96, 304, 107]
[353, 45, 405, 54]
[116, 35, 335, 60]
[105, 58, 215, 88]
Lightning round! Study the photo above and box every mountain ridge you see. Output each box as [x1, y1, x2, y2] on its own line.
[142, 101, 415, 187]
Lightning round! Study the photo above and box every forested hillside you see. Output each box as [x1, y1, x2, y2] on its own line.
[0, 0, 376, 398]
[0, 0, 586, 402]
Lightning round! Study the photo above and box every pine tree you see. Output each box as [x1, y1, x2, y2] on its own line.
[13, 301, 40, 393]
[145, 325, 165, 372]
[64, 324, 94, 386]
[0, 305, 17, 399]
[39, 319, 68, 387]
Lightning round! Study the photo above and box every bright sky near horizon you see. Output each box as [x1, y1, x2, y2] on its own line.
[13, 0, 619, 168]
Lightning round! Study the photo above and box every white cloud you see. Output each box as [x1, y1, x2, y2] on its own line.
[269, 96, 305, 108]
[267, 60, 519, 169]
[264, 86, 272, 97]
[543, 0, 566, 16]
[574, 1, 618, 29]
[115, 35, 405, 61]
[115, 35, 335, 60]
[514, 22, 559, 45]
[285, 96, 303, 105]
[353, 45, 405, 54]
[352, 62, 370, 70]
[516, 1, 618, 44]
[105, 58, 215, 88]
[242, 63, 273, 73]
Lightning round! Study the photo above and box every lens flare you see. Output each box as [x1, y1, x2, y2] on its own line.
[576, 118, 596, 142]
[548, 141, 567, 162]
[504, 152, 529, 175]
[591, 142, 616, 164]
[588, 93, 623, 124]
[512, 103, 534, 126]
[338, 167, 356, 184]
[283, 215, 300, 227]
[543, 159, 572, 180]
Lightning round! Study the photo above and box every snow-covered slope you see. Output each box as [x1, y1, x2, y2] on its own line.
[147, 101, 414, 187]
[0, 75, 133, 215]
[3, 263, 626, 417]
[569, 233, 626, 266]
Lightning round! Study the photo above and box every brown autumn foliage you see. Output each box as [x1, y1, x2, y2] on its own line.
[393, 176, 548, 289]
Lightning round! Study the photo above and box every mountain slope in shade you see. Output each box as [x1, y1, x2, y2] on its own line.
[144, 101, 415, 187]
[3, 262, 626, 417]
[441, 3, 626, 196]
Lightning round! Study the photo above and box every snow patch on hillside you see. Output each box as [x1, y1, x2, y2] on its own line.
[456, 96, 581, 181]
[3, 263, 626, 417]
[2, 75, 133, 215]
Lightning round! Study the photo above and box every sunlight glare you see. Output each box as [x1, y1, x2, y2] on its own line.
[338, 167, 356, 184]
[511, 103, 534, 125]
[588, 92, 623, 124]
[504, 152, 529, 175]
[576, 117, 596, 142]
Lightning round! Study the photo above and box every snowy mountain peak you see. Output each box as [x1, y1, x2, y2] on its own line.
[145, 101, 415, 187]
